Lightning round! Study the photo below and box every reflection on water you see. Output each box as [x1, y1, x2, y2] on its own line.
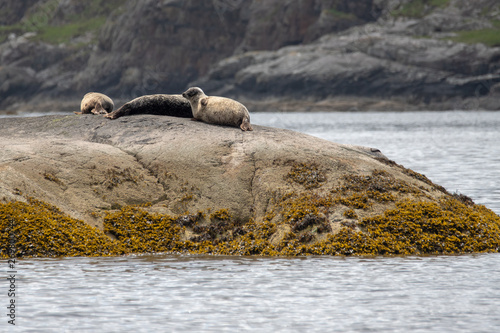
[12, 254, 500, 332]
[253, 111, 500, 214]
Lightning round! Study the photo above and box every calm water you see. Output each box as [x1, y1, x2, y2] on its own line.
[8, 254, 500, 332]
[2, 111, 500, 332]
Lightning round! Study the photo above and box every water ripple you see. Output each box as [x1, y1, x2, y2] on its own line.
[6, 254, 500, 332]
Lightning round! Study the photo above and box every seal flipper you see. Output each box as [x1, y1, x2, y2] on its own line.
[240, 117, 253, 131]
[200, 98, 209, 107]
[105, 103, 132, 119]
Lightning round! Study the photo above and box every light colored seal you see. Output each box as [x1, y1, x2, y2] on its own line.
[104, 94, 192, 120]
[75, 92, 114, 115]
[182, 87, 253, 131]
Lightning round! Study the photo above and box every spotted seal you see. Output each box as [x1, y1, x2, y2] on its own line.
[104, 94, 192, 120]
[75, 92, 114, 115]
[182, 87, 253, 131]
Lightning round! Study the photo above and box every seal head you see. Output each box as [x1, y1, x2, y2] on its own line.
[75, 92, 114, 115]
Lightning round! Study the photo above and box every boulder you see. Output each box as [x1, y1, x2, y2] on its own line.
[1, 114, 499, 257]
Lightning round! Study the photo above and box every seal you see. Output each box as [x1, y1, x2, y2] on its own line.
[104, 94, 192, 120]
[182, 87, 253, 131]
[75, 92, 114, 115]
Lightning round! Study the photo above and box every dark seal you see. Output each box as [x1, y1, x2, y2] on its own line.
[105, 94, 192, 120]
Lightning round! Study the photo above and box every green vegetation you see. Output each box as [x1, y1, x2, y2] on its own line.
[393, 0, 450, 18]
[392, 1, 500, 46]
[35, 16, 107, 44]
[448, 21, 500, 47]
[323, 8, 357, 20]
[0, 0, 126, 44]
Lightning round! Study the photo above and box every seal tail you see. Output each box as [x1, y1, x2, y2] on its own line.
[240, 117, 253, 131]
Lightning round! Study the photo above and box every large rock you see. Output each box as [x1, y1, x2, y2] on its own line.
[0, 114, 387, 227]
[2, 114, 500, 258]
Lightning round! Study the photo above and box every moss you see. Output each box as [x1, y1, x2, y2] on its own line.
[180, 193, 194, 202]
[42, 172, 65, 186]
[375, 158, 447, 193]
[343, 209, 358, 219]
[279, 192, 333, 223]
[103, 206, 183, 253]
[358, 199, 500, 255]
[323, 8, 357, 20]
[103, 167, 143, 189]
[3, 190, 500, 258]
[336, 169, 417, 194]
[0, 198, 125, 258]
[448, 28, 500, 47]
[209, 208, 232, 221]
[0, 0, 127, 45]
[285, 162, 327, 189]
[393, 0, 450, 18]
[328, 169, 420, 210]
[35, 16, 107, 44]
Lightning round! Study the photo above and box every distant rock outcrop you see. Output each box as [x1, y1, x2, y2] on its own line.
[195, 30, 500, 111]
[0, 0, 499, 112]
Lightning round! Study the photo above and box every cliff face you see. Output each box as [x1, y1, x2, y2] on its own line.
[0, 0, 499, 112]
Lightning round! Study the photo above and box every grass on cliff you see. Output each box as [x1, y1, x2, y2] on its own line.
[392, 0, 450, 18]
[0, 0, 126, 44]
[448, 21, 500, 47]
[34, 17, 107, 45]
[392, 1, 500, 46]
[322, 8, 357, 20]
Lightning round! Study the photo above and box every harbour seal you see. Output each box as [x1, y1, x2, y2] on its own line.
[75, 92, 114, 115]
[104, 94, 192, 120]
[182, 87, 253, 131]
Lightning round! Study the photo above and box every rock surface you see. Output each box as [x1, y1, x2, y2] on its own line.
[0, 114, 388, 228]
[1, 114, 500, 257]
[0, 0, 499, 112]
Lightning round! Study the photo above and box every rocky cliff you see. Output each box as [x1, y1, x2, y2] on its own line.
[0, 0, 499, 112]
[1, 114, 500, 257]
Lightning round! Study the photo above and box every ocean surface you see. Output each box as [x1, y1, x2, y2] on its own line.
[2, 111, 500, 332]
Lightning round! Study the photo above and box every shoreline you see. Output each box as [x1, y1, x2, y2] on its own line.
[1, 95, 499, 115]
